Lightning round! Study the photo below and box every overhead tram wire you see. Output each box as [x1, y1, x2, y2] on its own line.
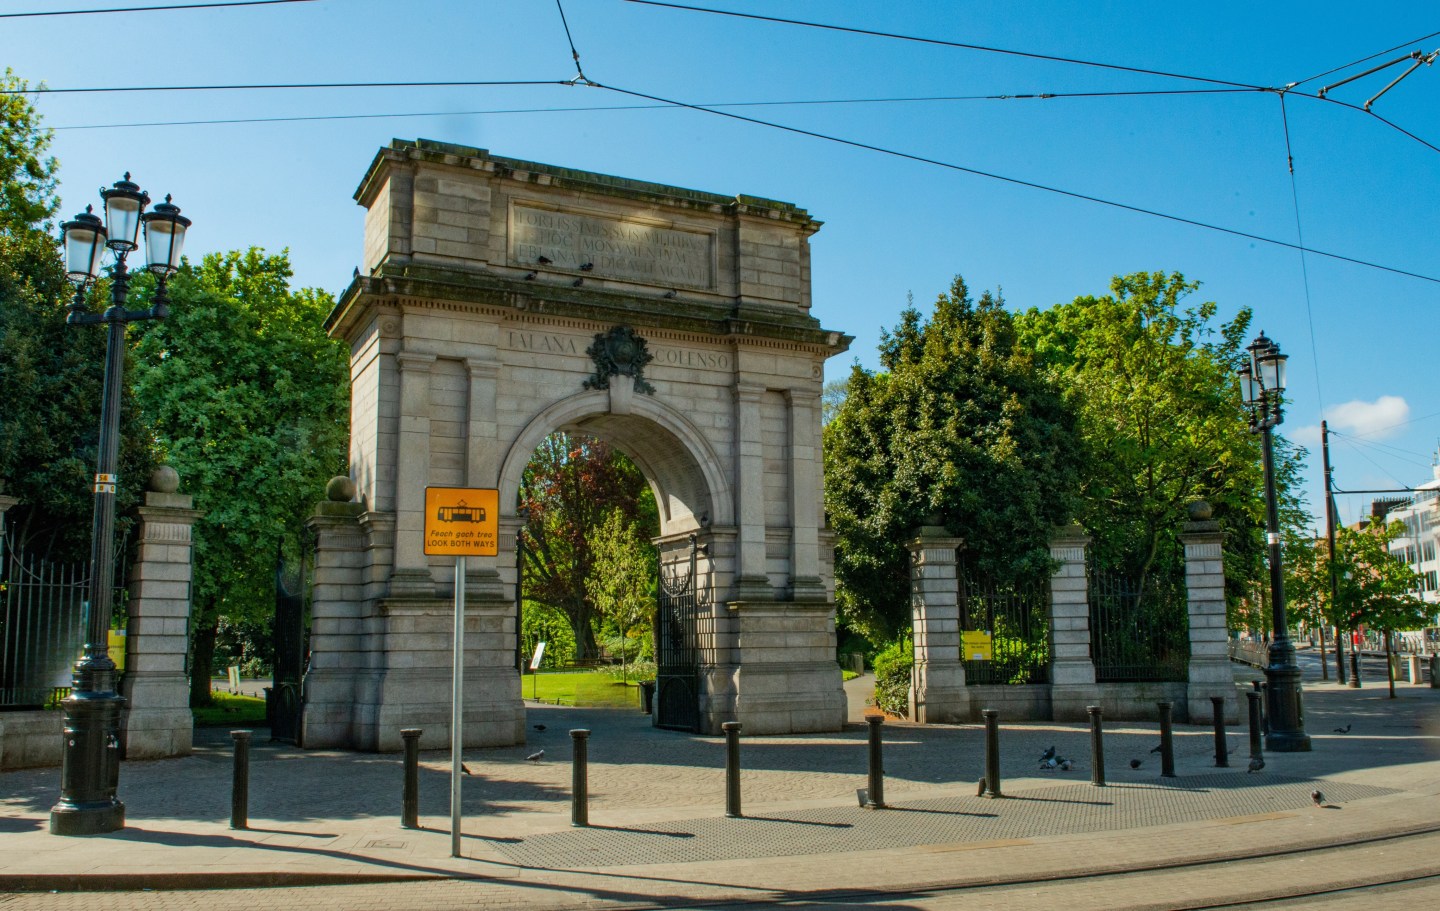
[26, 79, 575, 95]
[0, 0, 317, 18]
[585, 80, 1440, 286]
[48, 87, 1258, 131]
[1335, 436, 1419, 487]
[1275, 92, 1326, 420]
[1290, 29, 1440, 88]
[619, 0, 1265, 91]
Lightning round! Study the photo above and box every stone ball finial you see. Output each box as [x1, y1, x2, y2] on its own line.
[149, 465, 180, 493]
[1187, 500, 1214, 521]
[327, 475, 357, 502]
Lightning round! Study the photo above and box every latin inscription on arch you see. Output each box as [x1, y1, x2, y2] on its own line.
[509, 203, 715, 290]
[505, 331, 732, 372]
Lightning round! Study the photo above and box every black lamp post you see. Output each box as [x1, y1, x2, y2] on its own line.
[50, 175, 190, 836]
[1238, 332, 1312, 753]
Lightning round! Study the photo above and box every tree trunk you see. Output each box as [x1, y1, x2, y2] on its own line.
[568, 603, 598, 661]
[1319, 624, 1328, 681]
[1385, 629, 1396, 699]
[190, 608, 219, 708]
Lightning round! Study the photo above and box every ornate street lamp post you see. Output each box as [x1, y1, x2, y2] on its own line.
[50, 175, 191, 835]
[1238, 332, 1312, 753]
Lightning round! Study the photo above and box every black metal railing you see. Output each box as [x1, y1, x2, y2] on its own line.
[959, 574, 1049, 685]
[1088, 564, 1189, 682]
[1, 538, 88, 709]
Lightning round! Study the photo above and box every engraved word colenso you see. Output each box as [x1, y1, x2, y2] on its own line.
[506, 331, 732, 372]
[509, 204, 715, 289]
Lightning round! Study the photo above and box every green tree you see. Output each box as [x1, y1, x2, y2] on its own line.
[519, 433, 658, 660]
[129, 248, 349, 705]
[0, 69, 59, 234]
[585, 509, 656, 681]
[824, 276, 1081, 643]
[1014, 271, 1306, 610]
[0, 73, 153, 565]
[1336, 518, 1431, 698]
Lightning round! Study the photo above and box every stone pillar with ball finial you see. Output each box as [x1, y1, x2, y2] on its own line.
[119, 466, 202, 759]
[298, 475, 368, 749]
[1181, 500, 1238, 723]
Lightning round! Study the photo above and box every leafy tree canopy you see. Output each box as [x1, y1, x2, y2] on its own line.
[1014, 271, 1303, 594]
[519, 433, 658, 660]
[0, 73, 152, 563]
[0, 69, 59, 233]
[824, 276, 1082, 643]
[129, 248, 349, 704]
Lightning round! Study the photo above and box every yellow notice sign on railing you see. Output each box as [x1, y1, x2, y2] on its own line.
[961, 630, 993, 661]
[423, 487, 500, 556]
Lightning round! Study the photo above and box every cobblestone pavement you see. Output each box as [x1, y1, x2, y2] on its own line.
[1, 665, 1437, 909]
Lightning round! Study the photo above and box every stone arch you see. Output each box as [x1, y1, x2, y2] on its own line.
[496, 389, 734, 533]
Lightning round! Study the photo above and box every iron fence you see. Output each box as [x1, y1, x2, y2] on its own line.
[958, 573, 1050, 685]
[1088, 564, 1189, 682]
[1, 539, 88, 709]
[1, 531, 131, 710]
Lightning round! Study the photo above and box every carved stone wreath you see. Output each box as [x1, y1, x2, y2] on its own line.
[584, 325, 655, 395]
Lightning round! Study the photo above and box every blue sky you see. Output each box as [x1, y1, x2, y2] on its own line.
[5, 0, 1439, 529]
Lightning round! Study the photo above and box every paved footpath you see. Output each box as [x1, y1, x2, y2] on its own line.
[2, 671, 1438, 909]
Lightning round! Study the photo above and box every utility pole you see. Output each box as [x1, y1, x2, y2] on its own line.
[1322, 421, 1348, 685]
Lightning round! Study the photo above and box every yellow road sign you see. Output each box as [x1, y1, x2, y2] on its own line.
[424, 487, 500, 556]
[961, 630, 993, 661]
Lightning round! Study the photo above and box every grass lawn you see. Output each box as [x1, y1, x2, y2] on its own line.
[193, 691, 267, 727]
[525, 670, 643, 708]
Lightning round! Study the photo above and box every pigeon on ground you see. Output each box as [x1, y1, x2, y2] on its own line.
[523, 271, 537, 280]
[1248, 756, 1265, 773]
[663, 290, 677, 299]
[526, 749, 545, 762]
[1039, 745, 1057, 764]
[1311, 789, 1325, 807]
[1059, 759, 1075, 772]
[579, 262, 594, 272]
[1333, 724, 1351, 734]
[1129, 759, 1142, 770]
[537, 255, 553, 265]
[1039, 757, 1058, 771]
[533, 724, 547, 732]
[977, 777, 987, 797]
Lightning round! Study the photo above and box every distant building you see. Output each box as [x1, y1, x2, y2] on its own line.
[1373, 457, 1440, 614]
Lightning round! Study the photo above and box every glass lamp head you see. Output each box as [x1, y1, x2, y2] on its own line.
[61, 205, 107, 284]
[142, 195, 191, 277]
[100, 172, 149, 252]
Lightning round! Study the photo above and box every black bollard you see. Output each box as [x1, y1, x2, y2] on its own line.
[722, 722, 742, 818]
[401, 728, 421, 829]
[1252, 680, 1269, 735]
[1246, 689, 1264, 761]
[1087, 705, 1105, 787]
[1210, 697, 1228, 768]
[561, 731, 584, 823]
[1157, 702, 1176, 778]
[230, 730, 251, 830]
[865, 715, 886, 808]
[570, 729, 590, 827]
[981, 709, 1003, 798]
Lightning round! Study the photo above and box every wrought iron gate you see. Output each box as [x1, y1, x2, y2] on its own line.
[1087, 562, 1189, 682]
[959, 572, 1050, 685]
[270, 541, 311, 743]
[0, 531, 126, 709]
[655, 535, 703, 731]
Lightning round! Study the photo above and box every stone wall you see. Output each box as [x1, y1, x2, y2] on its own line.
[0, 711, 62, 770]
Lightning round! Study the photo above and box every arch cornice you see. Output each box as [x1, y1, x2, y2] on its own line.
[497, 389, 735, 527]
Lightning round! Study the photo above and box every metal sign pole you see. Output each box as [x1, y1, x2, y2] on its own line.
[451, 554, 466, 858]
